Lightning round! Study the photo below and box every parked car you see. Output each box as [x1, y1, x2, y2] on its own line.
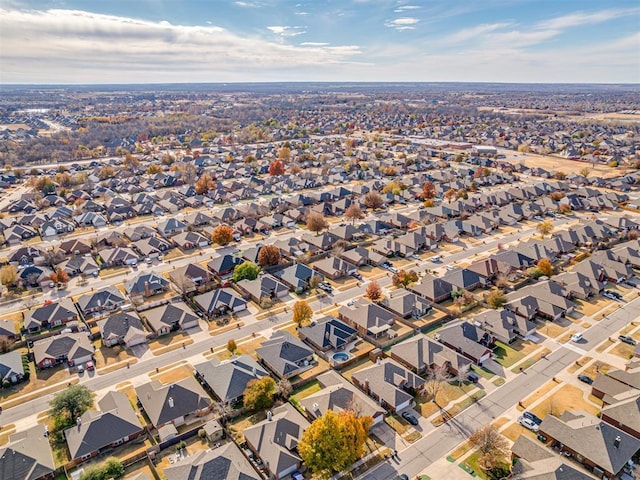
[445, 265, 456, 271]
[77, 365, 85, 374]
[466, 372, 480, 383]
[318, 283, 333, 294]
[86, 361, 95, 371]
[393, 476, 409, 480]
[351, 272, 363, 280]
[518, 416, 540, 432]
[388, 266, 398, 273]
[570, 333, 583, 343]
[604, 290, 623, 300]
[401, 411, 419, 426]
[431, 256, 442, 262]
[523, 411, 543, 425]
[577, 374, 594, 385]
[618, 335, 637, 346]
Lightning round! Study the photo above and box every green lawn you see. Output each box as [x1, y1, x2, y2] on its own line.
[464, 450, 512, 480]
[492, 341, 525, 368]
[289, 380, 321, 409]
[471, 364, 495, 380]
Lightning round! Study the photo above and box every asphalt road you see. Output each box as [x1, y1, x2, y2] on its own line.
[361, 295, 640, 479]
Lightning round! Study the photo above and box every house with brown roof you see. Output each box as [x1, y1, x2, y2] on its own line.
[337, 299, 395, 340]
[601, 393, 640, 440]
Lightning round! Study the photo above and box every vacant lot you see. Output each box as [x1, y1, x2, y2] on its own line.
[151, 364, 194, 384]
[149, 332, 193, 355]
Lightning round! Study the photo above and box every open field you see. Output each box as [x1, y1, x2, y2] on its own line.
[530, 384, 600, 420]
[503, 152, 624, 178]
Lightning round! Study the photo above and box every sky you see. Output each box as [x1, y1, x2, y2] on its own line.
[0, 0, 639, 84]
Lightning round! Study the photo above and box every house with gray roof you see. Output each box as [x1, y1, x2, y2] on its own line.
[0, 424, 55, 480]
[435, 322, 494, 365]
[256, 330, 314, 379]
[97, 312, 147, 348]
[337, 299, 395, 340]
[23, 298, 78, 333]
[273, 263, 322, 292]
[207, 255, 244, 278]
[351, 358, 425, 413]
[64, 391, 144, 463]
[312, 256, 357, 280]
[299, 370, 385, 426]
[0, 351, 25, 385]
[194, 288, 247, 317]
[164, 442, 260, 480]
[408, 274, 454, 303]
[124, 271, 170, 299]
[505, 280, 576, 321]
[194, 355, 269, 404]
[601, 392, 640, 440]
[141, 302, 199, 336]
[32, 332, 94, 369]
[539, 411, 640, 478]
[135, 377, 211, 429]
[390, 335, 471, 376]
[473, 309, 536, 344]
[76, 286, 127, 317]
[168, 263, 214, 293]
[339, 246, 386, 267]
[298, 316, 358, 354]
[243, 403, 309, 480]
[235, 274, 289, 303]
[510, 435, 592, 480]
[380, 289, 432, 320]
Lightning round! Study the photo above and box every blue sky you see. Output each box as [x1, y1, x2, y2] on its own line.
[1, 0, 638, 84]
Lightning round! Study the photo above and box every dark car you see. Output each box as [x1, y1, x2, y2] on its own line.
[393, 476, 409, 480]
[619, 335, 637, 345]
[577, 374, 594, 385]
[523, 411, 543, 425]
[401, 411, 419, 425]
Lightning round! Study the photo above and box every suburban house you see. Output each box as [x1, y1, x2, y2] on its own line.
[0, 424, 55, 480]
[141, 302, 199, 336]
[0, 351, 26, 384]
[23, 298, 79, 333]
[505, 281, 576, 321]
[32, 333, 94, 369]
[172, 231, 210, 250]
[76, 286, 127, 317]
[59, 256, 100, 278]
[135, 377, 212, 429]
[601, 393, 640, 440]
[164, 442, 260, 480]
[207, 255, 243, 278]
[390, 335, 472, 376]
[243, 403, 310, 480]
[435, 322, 495, 365]
[255, 330, 315, 379]
[409, 274, 454, 303]
[124, 272, 170, 299]
[510, 435, 593, 480]
[298, 316, 358, 354]
[97, 312, 148, 348]
[473, 309, 537, 344]
[156, 218, 187, 237]
[235, 274, 289, 304]
[273, 263, 322, 292]
[194, 355, 269, 404]
[539, 411, 640, 479]
[64, 391, 144, 463]
[168, 263, 214, 293]
[0, 319, 17, 341]
[98, 247, 139, 267]
[311, 256, 358, 280]
[351, 358, 425, 413]
[380, 289, 432, 319]
[337, 299, 395, 340]
[298, 370, 385, 426]
[339, 246, 386, 267]
[193, 288, 248, 317]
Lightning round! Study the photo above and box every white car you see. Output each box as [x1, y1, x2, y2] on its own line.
[570, 333, 583, 343]
[518, 416, 539, 432]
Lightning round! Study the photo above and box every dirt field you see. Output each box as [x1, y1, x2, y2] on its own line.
[503, 152, 624, 178]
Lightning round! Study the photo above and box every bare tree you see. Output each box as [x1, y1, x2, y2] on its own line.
[276, 378, 293, 400]
[425, 364, 450, 403]
[469, 424, 510, 473]
[214, 400, 232, 425]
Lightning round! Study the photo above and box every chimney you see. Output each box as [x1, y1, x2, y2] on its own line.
[76, 417, 82, 426]
[252, 367, 257, 377]
[144, 281, 150, 297]
[312, 403, 319, 414]
[267, 410, 272, 421]
[364, 378, 370, 393]
[614, 436, 621, 449]
[168, 397, 174, 408]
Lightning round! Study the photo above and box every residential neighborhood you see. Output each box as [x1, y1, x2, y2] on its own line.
[0, 83, 638, 480]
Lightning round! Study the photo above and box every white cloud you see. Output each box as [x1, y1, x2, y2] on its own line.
[0, 7, 361, 83]
[294, 11, 309, 16]
[394, 5, 420, 13]
[384, 17, 419, 31]
[440, 23, 511, 44]
[300, 42, 329, 46]
[234, 1, 265, 8]
[267, 25, 306, 37]
[537, 7, 640, 30]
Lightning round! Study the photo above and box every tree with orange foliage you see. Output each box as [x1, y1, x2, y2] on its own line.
[257, 245, 281, 267]
[268, 160, 286, 176]
[537, 258, 554, 277]
[365, 280, 383, 303]
[50, 268, 69, 285]
[307, 212, 329, 235]
[344, 203, 365, 225]
[421, 181, 436, 199]
[194, 172, 216, 194]
[211, 225, 234, 246]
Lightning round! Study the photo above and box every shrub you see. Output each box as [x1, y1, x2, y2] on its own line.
[198, 428, 207, 440]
